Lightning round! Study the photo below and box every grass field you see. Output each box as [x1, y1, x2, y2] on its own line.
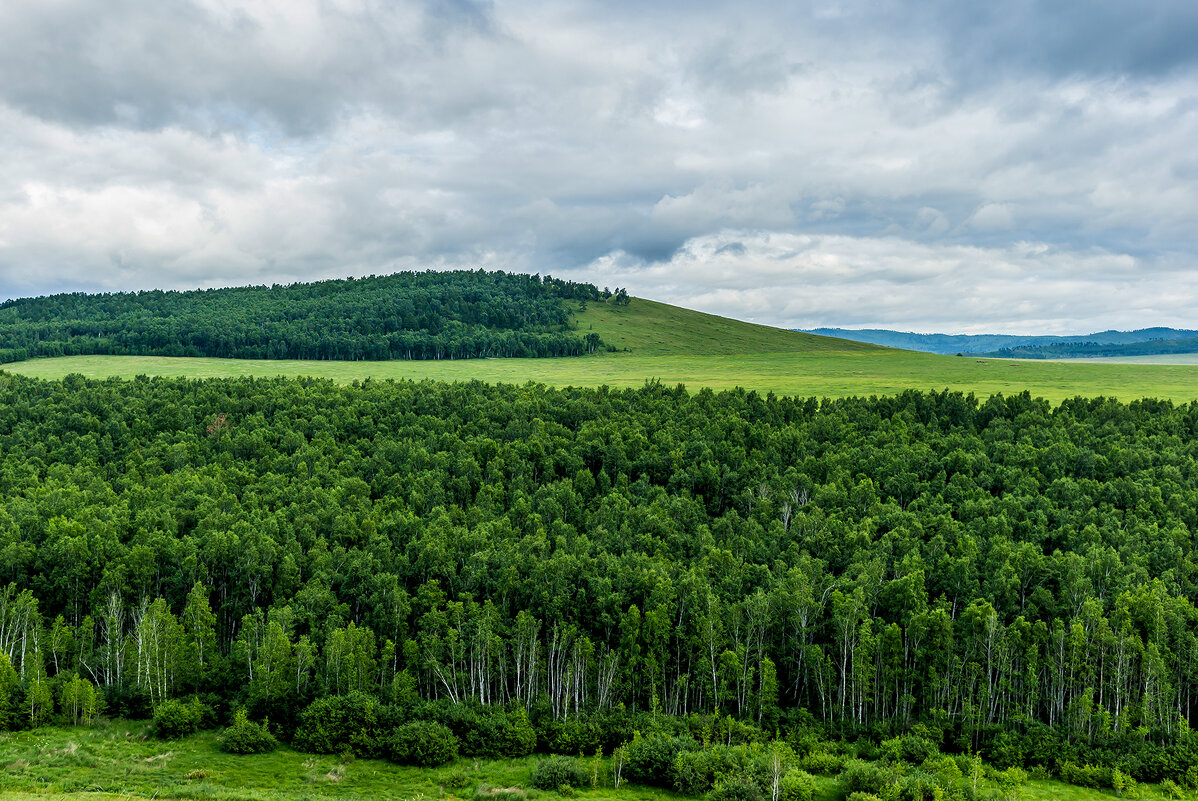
[0, 722, 1174, 801]
[5, 298, 1198, 403]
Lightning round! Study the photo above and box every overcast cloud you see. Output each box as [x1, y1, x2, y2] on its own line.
[1, 0, 1195, 333]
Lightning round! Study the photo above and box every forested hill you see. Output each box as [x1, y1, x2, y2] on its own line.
[3, 374, 1198, 782]
[805, 326, 1198, 355]
[0, 270, 621, 363]
[979, 336, 1198, 359]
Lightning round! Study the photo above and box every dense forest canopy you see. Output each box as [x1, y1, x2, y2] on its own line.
[0, 270, 622, 363]
[2, 374, 1198, 782]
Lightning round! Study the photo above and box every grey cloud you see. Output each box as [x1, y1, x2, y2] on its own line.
[0, 0, 1196, 330]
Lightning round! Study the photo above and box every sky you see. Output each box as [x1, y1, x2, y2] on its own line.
[1, 0, 1196, 334]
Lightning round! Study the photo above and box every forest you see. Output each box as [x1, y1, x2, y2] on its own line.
[0, 271, 623, 363]
[2, 373, 1198, 796]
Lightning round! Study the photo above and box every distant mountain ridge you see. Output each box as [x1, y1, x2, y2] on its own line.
[802, 327, 1198, 356]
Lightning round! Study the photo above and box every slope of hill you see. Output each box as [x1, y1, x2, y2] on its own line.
[7, 294, 1198, 403]
[805, 326, 1198, 355]
[0, 270, 612, 362]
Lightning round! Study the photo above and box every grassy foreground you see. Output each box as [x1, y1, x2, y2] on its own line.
[5, 299, 1198, 403]
[0, 722, 1174, 801]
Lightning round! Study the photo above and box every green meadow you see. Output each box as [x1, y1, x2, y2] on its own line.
[0, 723, 1175, 801]
[6, 298, 1198, 403]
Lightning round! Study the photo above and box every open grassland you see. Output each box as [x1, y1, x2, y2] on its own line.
[0, 723, 1173, 801]
[6, 299, 1198, 403]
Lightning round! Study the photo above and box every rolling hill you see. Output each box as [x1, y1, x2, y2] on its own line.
[805, 326, 1198, 355]
[6, 294, 1198, 403]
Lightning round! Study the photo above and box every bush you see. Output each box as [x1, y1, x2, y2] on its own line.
[779, 768, 816, 801]
[218, 709, 278, 754]
[708, 776, 763, 801]
[881, 734, 939, 765]
[293, 692, 393, 758]
[151, 698, 204, 739]
[1058, 761, 1110, 789]
[845, 795, 882, 801]
[419, 701, 535, 758]
[799, 751, 844, 775]
[531, 756, 588, 790]
[623, 732, 697, 788]
[674, 747, 744, 795]
[838, 759, 895, 797]
[388, 721, 459, 767]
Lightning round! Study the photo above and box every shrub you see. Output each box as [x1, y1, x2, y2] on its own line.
[838, 759, 895, 797]
[151, 698, 204, 739]
[419, 701, 535, 758]
[1058, 761, 1110, 789]
[388, 721, 459, 767]
[880, 734, 939, 765]
[531, 756, 588, 790]
[218, 709, 278, 754]
[1160, 778, 1184, 799]
[674, 747, 743, 795]
[779, 768, 816, 801]
[799, 751, 844, 775]
[293, 692, 391, 758]
[623, 732, 697, 788]
[845, 795, 882, 801]
[708, 776, 763, 801]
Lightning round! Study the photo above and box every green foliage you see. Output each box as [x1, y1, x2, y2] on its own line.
[530, 755, 589, 790]
[1058, 762, 1110, 789]
[388, 720, 459, 767]
[151, 697, 205, 739]
[707, 775, 763, 801]
[779, 768, 816, 801]
[218, 708, 279, 754]
[293, 692, 392, 758]
[623, 732, 695, 788]
[838, 759, 895, 797]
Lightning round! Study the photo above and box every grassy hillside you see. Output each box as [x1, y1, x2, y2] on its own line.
[0, 723, 1172, 801]
[6, 297, 1198, 403]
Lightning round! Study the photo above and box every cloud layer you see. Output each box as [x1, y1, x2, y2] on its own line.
[1, 0, 1195, 332]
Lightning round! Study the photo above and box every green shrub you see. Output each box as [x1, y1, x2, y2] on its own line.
[1160, 778, 1184, 799]
[388, 721, 459, 767]
[151, 697, 204, 739]
[531, 756, 588, 790]
[799, 751, 844, 775]
[708, 776, 763, 801]
[845, 794, 882, 801]
[293, 692, 392, 757]
[779, 768, 816, 801]
[1058, 761, 1110, 789]
[623, 732, 696, 788]
[218, 709, 278, 754]
[880, 734, 939, 765]
[674, 747, 744, 795]
[838, 759, 895, 797]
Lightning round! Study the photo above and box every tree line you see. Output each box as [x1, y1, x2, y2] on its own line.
[0, 270, 621, 363]
[1, 375, 1198, 782]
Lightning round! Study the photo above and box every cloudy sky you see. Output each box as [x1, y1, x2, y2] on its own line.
[1, 0, 1196, 333]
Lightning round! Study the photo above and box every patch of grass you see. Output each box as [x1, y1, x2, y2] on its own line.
[5, 298, 1198, 403]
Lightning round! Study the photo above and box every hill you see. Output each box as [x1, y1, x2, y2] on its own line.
[805, 326, 1198, 355]
[7, 293, 1198, 403]
[980, 335, 1198, 359]
[0, 270, 614, 362]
